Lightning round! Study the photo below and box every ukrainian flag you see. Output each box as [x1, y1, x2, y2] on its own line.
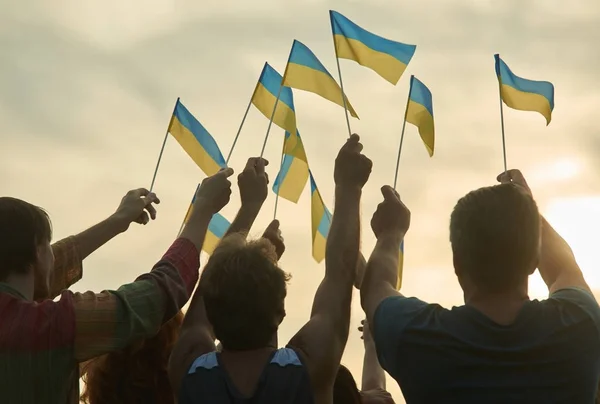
[397, 240, 404, 290]
[251, 63, 297, 139]
[273, 131, 309, 203]
[330, 10, 416, 85]
[405, 76, 435, 156]
[181, 186, 231, 255]
[309, 171, 332, 263]
[282, 40, 358, 118]
[494, 54, 555, 125]
[168, 100, 226, 176]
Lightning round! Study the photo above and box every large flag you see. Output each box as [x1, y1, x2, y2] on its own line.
[309, 171, 332, 263]
[251, 63, 297, 138]
[405, 76, 435, 156]
[168, 99, 226, 176]
[282, 40, 359, 118]
[330, 10, 416, 85]
[273, 131, 309, 203]
[181, 185, 231, 255]
[494, 54, 555, 125]
[397, 240, 404, 290]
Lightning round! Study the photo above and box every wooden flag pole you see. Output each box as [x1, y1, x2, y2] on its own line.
[149, 97, 179, 192]
[393, 77, 413, 190]
[497, 56, 508, 174]
[331, 31, 352, 138]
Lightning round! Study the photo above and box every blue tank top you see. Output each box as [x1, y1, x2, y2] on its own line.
[179, 347, 314, 404]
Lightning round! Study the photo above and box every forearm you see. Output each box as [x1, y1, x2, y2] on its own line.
[179, 204, 213, 252]
[538, 216, 588, 292]
[326, 186, 361, 281]
[354, 252, 367, 289]
[74, 215, 127, 260]
[362, 341, 386, 391]
[224, 203, 262, 238]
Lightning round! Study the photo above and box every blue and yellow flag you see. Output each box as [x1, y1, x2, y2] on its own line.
[397, 240, 404, 290]
[251, 63, 297, 139]
[282, 40, 358, 118]
[330, 10, 416, 85]
[494, 54, 555, 125]
[181, 185, 231, 255]
[273, 131, 309, 203]
[168, 100, 226, 176]
[405, 76, 435, 156]
[309, 171, 332, 263]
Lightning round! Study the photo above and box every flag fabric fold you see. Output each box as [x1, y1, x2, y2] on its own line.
[168, 100, 226, 176]
[494, 54, 555, 125]
[309, 171, 332, 263]
[251, 63, 297, 138]
[282, 40, 359, 118]
[406, 76, 435, 156]
[273, 131, 309, 203]
[330, 10, 416, 85]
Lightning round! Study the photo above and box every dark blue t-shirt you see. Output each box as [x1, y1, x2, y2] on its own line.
[373, 288, 600, 403]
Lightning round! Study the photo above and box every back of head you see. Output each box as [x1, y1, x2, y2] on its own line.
[0, 197, 52, 281]
[450, 183, 540, 293]
[80, 311, 184, 404]
[199, 234, 290, 351]
[333, 365, 362, 404]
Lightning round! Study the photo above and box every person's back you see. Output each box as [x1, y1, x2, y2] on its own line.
[361, 170, 600, 403]
[180, 348, 313, 403]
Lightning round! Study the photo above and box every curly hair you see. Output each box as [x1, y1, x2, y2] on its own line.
[80, 311, 184, 404]
[199, 234, 291, 351]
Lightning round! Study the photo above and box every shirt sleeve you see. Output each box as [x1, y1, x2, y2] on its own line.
[549, 287, 600, 333]
[38, 237, 84, 301]
[70, 237, 200, 361]
[372, 296, 430, 377]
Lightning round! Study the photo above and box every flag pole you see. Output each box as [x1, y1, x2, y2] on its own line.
[273, 135, 287, 219]
[150, 97, 179, 192]
[226, 92, 254, 165]
[177, 183, 200, 236]
[259, 85, 283, 158]
[496, 56, 508, 174]
[330, 21, 352, 138]
[393, 77, 413, 190]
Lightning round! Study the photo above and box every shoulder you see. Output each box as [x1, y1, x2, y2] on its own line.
[186, 351, 218, 375]
[373, 295, 441, 337]
[0, 290, 76, 351]
[545, 287, 600, 329]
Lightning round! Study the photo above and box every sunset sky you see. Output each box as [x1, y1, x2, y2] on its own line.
[1, 0, 599, 402]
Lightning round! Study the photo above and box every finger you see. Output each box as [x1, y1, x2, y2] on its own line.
[381, 185, 399, 201]
[216, 167, 234, 178]
[142, 193, 159, 206]
[244, 157, 257, 171]
[264, 172, 269, 185]
[265, 219, 280, 233]
[145, 203, 157, 220]
[129, 188, 150, 198]
[135, 212, 150, 225]
[361, 319, 365, 325]
[255, 158, 268, 175]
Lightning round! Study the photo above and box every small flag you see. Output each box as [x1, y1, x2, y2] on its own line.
[494, 54, 555, 125]
[330, 10, 416, 85]
[397, 240, 404, 290]
[168, 100, 226, 176]
[251, 63, 297, 140]
[273, 131, 309, 203]
[309, 171, 332, 263]
[282, 40, 358, 118]
[406, 76, 435, 156]
[180, 186, 231, 255]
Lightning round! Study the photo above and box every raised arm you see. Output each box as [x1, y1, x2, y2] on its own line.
[169, 160, 270, 392]
[361, 186, 411, 326]
[40, 190, 161, 301]
[497, 169, 591, 295]
[359, 319, 386, 391]
[288, 134, 372, 400]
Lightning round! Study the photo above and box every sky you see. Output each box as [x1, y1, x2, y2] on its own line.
[1, 0, 599, 402]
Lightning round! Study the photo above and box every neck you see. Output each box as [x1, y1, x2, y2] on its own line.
[221, 333, 278, 354]
[2, 271, 34, 301]
[463, 280, 529, 325]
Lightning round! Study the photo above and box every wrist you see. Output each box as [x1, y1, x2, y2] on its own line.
[335, 184, 362, 197]
[240, 200, 263, 213]
[107, 213, 129, 234]
[377, 230, 404, 244]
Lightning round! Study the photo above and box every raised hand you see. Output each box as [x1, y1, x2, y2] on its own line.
[238, 157, 269, 207]
[112, 188, 161, 232]
[262, 219, 285, 260]
[358, 319, 373, 345]
[371, 186, 411, 239]
[497, 169, 532, 196]
[195, 167, 234, 214]
[334, 134, 373, 189]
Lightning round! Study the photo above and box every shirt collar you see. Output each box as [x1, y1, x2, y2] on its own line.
[0, 283, 28, 300]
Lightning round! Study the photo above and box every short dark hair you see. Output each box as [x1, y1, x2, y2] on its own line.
[199, 234, 290, 351]
[0, 197, 52, 281]
[333, 365, 362, 404]
[450, 183, 540, 292]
